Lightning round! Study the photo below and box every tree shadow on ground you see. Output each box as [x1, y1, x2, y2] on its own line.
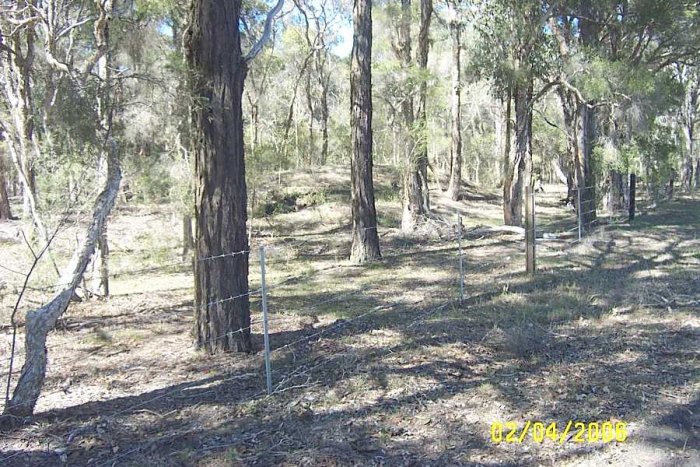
[1, 198, 699, 466]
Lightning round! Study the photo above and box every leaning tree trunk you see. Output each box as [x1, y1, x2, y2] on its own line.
[350, 0, 381, 264]
[186, 0, 251, 353]
[446, 21, 462, 201]
[3, 141, 121, 418]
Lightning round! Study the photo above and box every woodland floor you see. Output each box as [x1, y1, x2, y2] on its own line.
[0, 166, 699, 466]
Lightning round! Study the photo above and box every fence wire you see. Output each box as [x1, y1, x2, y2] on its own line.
[1, 213, 540, 465]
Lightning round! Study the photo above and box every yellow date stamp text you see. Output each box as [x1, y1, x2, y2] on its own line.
[490, 421, 628, 444]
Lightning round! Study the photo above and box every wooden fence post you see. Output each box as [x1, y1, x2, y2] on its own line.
[629, 173, 636, 222]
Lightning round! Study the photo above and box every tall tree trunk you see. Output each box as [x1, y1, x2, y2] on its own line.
[679, 66, 698, 191]
[415, 0, 432, 212]
[396, 0, 426, 232]
[92, 9, 115, 299]
[186, 0, 251, 353]
[574, 102, 597, 226]
[682, 124, 694, 191]
[305, 72, 315, 165]
[350, 0, 381, 264]
[446, 21, 462, 201]
[502, 88, 512, 186]
[503, 81, 532, 226]
[0, 17, 55, 265]
[320, 82, 329, 164]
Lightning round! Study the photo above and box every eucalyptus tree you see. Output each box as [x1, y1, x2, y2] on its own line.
[383, 0, 434, 231]
[675, 64, 700, 190]
[473, 0, 553, 226]
[185, 0, 283, 353]
[350, 0, 381, 263]
[0, 0, 52, 257]
[549, 0, 700, 211]
[294, 0, 342, 165]
[440, 0, 466, 200]
[3, 0, 123, 417]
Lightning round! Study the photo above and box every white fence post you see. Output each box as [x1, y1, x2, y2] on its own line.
[458, 214, 464, 303]
[259, 245, 272, 394]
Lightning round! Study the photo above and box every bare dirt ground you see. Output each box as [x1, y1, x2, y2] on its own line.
[0, 167, 698, 466]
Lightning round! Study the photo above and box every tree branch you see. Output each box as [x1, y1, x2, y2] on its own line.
[244, 0, 285, 62]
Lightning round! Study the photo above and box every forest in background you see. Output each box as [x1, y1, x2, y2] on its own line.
[2, 0, 700, 420]
[3, 0, 699, 230]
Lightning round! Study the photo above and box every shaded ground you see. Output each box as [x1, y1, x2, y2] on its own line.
[0, 170, 698, 466]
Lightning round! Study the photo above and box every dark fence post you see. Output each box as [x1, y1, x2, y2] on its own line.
[629, 173, 636, 222]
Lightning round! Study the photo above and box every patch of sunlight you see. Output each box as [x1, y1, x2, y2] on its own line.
[631, 269, 668, 279]
[608, 348, 644, 365]
[348, 328, 403, 350]
[652, 253, 675, 263]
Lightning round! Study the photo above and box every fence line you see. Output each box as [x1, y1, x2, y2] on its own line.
[0, 205, 568, 465]
[198, 249, 252, 262]
[89, 299, 458, 466]
[1, 207, 553, 453]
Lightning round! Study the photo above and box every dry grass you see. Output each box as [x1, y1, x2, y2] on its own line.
[0, 169, 699, 466]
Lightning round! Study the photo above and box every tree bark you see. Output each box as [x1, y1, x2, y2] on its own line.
[446, 21, 462, 201]
[678, 65, 698, 191]
[0, 15, 55, 263]
[320, 82, 329, 164]
[97, 227, 110, 297]
[503, 81, 532, 226]
[350, 0, 381, 264]
[305, 70, 315, 165]
[415, 0, 432, 212]
[186, 0, 251, 353]
[3, 141, 121, 418]
[682, 120, 695, 191]
[395, 0, 427, 232]
[502, 88, 512, 186]
[575, 102, 597, 227]
[608, 170, 626, 212]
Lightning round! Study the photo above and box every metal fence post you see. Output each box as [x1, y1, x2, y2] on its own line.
[577, 186, 582, 241]
[259, 245, 272, 394]
[457, 214, 464, 303]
